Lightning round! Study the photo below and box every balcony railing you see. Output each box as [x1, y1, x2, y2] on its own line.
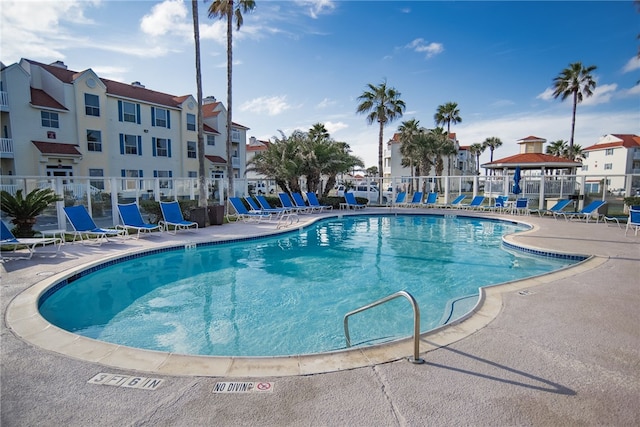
[232, 156, 240, 168]
[0, 138, 14, 156]
[0, 91, 8, 109]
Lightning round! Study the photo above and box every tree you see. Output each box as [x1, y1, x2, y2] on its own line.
[1, 188, 61, 237]
[468, 143, 485, 175]
[545, 139, 568, 157]
[208, 0, 256, 200]
[397, 119, 423, 180]
[551, 62, 597, 158]
[191, 0, 207, 207]
[482, 137, 503, 175]
[434, 102, 462, 136]
[356, 80, 406, 178]
[429, 127, 457, 191]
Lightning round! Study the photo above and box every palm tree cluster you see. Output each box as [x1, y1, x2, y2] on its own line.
[545, 139, 585, 162]
[246, 124, 364, 197]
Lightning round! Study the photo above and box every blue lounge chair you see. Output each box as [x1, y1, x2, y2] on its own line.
[483, 195, 508, 212]
[554, 199, 607, 223]
[292, 192, 320, 213]
[305, 192, 333, 212]
[228, 197, 272, 223]
[437, 194, 467, 208]
[344, 192, 366, 209]
[422, 192, 438, 208]
[402, 191, 423, 207]
[116, 203, 162, 238]
[159, 201, 198, 234]
[512, 198, 529, 215]
[528, 199, 572, 217]
[460, 195, 485, 210]
[625, 207, 640, 236]
[387, 191, 407, 208]
[1, 221, 62, 259]
[255, 195, 290, 213]
[63, 205, 125, 244]
[278, 193, 311, 214]
[245, 196, 288, 217]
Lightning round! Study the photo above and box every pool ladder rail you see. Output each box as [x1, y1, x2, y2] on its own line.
[343, 290, 425, 364]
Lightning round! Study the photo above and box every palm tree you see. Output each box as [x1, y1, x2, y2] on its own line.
[468, 143, 485, 175]
[482, 136, 503, 175]
[397, 119, 422, 180]
[551, 62, 597, 158]
[208, 0, 256, 200]
[434, 102, 462, 136]
[191, 0, 207, 207]
[545, 139, 568, 157]
[356, 80, 406, 178]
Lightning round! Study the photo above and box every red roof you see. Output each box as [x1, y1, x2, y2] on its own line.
[517, 135, 546, 143]
[582, 134, 640, 151]
[483, 152, 581, 169]
[32, 141, 82, 156]
[30, 88, 67, 111]
[205, 155, 227, 164]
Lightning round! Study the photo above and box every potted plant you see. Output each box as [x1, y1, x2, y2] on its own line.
[622, 196, 640, 213]
[1, 188, 62, 237]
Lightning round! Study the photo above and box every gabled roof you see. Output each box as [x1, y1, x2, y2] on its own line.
[483, 152, 581, 169]
[517, 135, 546, 143]
[32, 141, 82, 156]
[582, 134, 640, 151]
[204, 124, 220, 134]
[30, 88, 67, 111]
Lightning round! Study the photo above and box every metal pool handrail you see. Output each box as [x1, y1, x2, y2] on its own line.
[343, 290, 425, 364]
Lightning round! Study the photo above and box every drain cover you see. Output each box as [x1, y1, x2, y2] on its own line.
[518, 290, 535, 296]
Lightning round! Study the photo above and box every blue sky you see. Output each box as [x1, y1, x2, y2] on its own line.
[2, 0, 639, 168]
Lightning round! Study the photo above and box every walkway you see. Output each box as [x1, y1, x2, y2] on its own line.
[1, 209, 638, 426]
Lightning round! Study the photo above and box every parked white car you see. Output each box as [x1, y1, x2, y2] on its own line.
[335, 184, 393, 204]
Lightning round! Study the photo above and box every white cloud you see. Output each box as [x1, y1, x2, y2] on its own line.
[295, 0, 336, 19]
[581, 83, 617, 106]
[620, 84, 640, 97]
[536, 87, 555, 101]
[324, 121, 348, 134]
[0, 0, 99, 63]
[622, 55, 640, 73]
[240, 96, 291, 116]
[405, 38, 444, 58]
[140, 0, 189, 37]
[316, 98, 336, 109]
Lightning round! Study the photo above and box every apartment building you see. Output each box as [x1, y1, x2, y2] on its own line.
[0, 59, 247, 186]
[383, 131, 463, 178]
[578, 134, 640, 193]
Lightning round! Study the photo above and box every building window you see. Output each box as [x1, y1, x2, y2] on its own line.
[87, 129, 102, 152]
[154, 170, 173, 189]
[120, 134, 142, 155]
[152, 107, 170, 128]
[604, 163, 613, 170]
[89, 168, 104, 190]
[583, 152, 589, 158]
[231, 128, 240, 142]
[605, 148, 614, 156]
[118, 100, 140, 124]
[207, 134, 215, 146]
[187, 113, 196, 131]
[153, 138, 171, 157]
[41, 111, 59, 128]
[582, 165, 588, 171]
[121, 169, 143, 190]
[187, 141, 197, 158]
[188, 171, 197, 178]
[85, 94, 100, 116]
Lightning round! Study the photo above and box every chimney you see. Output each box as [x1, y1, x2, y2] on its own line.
[131, 81, 145, 88]
[49, 60, 67, 69]
[203, 96, 217, 104]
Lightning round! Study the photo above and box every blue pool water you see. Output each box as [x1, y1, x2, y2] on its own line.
[39, 215, 580, 357]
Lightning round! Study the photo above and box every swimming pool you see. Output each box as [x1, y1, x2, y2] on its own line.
[38, 214, 581, 357]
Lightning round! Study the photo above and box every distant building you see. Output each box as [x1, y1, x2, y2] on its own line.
[578, 134, 640, 193]
[0, 58, 248, 185]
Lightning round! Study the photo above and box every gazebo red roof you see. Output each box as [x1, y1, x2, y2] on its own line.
[482, 152, 581, 169]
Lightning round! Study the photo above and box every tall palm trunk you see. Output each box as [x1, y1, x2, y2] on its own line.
[377, 119, 384, 178]
[192, 0, 207, 207]
[225, 2, 234, 199]
[569, 90, 578, 159]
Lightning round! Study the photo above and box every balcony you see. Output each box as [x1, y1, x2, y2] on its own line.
[232, 156, 240, 169]
[0, 138, 14, 157]
[0, 91, 8, 111]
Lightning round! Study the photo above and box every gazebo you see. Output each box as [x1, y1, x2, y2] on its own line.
[481, 136, 582, 208]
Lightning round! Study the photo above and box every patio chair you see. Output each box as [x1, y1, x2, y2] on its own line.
[527, 199, 571, 217]
[482, 195, 508, 212]
[460, 195, 485, 210]
[305, 192, 333, 212]
[436, 194, 466, 209]
[63, 205, 125, 244]
[387, 191, 407, 208]
[255, 195, 291, 214]
[511, 198, 529, 215]
[159, 201, 199, 234]
[245, 196, 288, 217]
[278, 193, 311, 214]
[228, 197, 273, 223]
[292, 192, 321, 213]
[554, 200, 607, 223]
[344, 192, 366, 209]
[625, 207, 640, 236]
[402, 191, 423, 208]
[1, 221, 62, 259]
[116, 203, 162, 239]
[422, 192, 438, 208]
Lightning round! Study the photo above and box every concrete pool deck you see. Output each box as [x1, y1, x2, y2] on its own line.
[1, 208, 639, 426]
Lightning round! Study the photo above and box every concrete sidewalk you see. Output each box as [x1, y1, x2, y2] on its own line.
[1, 210, 639, 426]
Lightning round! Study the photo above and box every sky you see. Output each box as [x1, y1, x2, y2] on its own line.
[1, 0, 639, 169]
